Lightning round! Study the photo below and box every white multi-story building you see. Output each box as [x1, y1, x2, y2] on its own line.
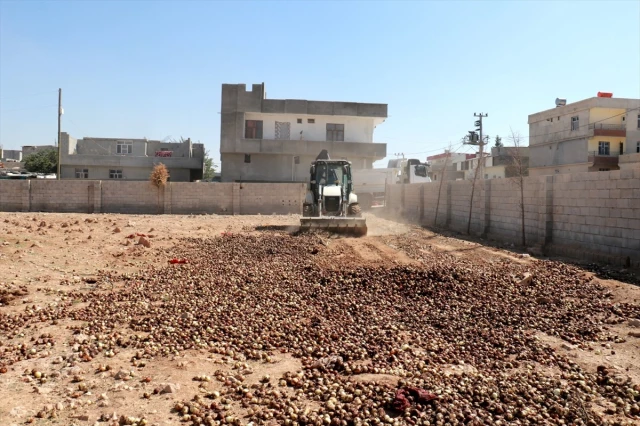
[219, 83, 387, 182]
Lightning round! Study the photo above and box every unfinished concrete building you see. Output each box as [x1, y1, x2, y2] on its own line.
[59, 133, 204, 181]
[219, 83, 387, 182]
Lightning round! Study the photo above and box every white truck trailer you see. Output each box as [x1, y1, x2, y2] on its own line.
[352, 159, 431, 209]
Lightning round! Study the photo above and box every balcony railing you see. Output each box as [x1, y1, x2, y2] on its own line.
[589, 150, 619, 157]
[588, 123, 625, 131]
[588, 151, 620, 167]
[589, 123, 626, 137]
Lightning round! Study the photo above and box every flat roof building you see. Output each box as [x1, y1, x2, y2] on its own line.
[219, 83, 387, 182]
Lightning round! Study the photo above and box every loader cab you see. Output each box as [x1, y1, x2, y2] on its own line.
[309, 160, 353, 201]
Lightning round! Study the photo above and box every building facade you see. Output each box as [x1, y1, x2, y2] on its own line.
[59, 133, 204, 181]
[220, 83, 387, 182]
[427, 152, 473, 181]
[528, 95, 640, 176]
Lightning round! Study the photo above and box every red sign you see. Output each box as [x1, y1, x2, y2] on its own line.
[155, 151, 173, 157]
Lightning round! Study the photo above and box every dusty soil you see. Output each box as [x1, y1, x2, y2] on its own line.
[0, 212, 639, 425]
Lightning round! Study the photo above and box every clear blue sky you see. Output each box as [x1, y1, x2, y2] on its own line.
[1, 0, 639, 168]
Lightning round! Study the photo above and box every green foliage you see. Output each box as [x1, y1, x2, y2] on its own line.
[203, 150, 216, 180]
[494, 135, 503, 148]
[23, 149, 57, 174]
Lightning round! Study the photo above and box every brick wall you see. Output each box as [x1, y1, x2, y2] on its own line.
[386, 169, 640, 267]
[0, 180, 306, 216]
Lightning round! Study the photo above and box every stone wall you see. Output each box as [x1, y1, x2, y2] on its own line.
[0, 181, 306, 216]
[386, 169, 640, 267]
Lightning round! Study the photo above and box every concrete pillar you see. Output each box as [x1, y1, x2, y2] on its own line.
[445, 181, 452, 227]
[23, 180, 31, 212]
[163, 183, 172, 215]
[483, 179, 492, 237]
[88, 182, 95, 213]
[419, 184, 425, 223]
[544, 175, 554, 246]
[232, 183, 241, 215]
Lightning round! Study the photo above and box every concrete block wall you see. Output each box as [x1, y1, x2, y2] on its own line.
[449, 180, 486, 235]
[0, 180, 30, 212]
[550, 169, 640, 261]
[102, 181, 161, 214]
[238, 183, 306, 215]
[30, 180, 99, 213]
[169, 182, 233, 215]
[386, 169, 640, 267]
[0, 180, 306, 216]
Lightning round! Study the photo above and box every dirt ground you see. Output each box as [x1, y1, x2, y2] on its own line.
[0, 212, 639, 425]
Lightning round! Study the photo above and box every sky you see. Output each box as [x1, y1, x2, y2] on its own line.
[1, 0, 639, 168]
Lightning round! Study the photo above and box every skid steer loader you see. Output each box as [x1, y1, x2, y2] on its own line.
[300, 150, 367, 236]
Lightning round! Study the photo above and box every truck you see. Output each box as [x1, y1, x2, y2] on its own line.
[351, 158, 431, 209]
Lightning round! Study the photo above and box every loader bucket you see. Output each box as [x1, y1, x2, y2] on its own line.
[299, 217, 367, 236]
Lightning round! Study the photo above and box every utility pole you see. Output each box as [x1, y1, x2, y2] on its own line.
[465, 112, 488, 234]
[57, 88, 62, 180]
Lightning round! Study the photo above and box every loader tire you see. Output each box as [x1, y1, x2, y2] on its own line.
[348, 204, 362, 217]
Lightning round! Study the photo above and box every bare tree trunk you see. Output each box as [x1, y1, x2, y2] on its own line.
[509, 128, 527, 247]
[434, 144, 452, 227]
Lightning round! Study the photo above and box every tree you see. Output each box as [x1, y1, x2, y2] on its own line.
[203, 150, 217, 181]
[149, 163, 169, 214]
[508, 129, 527, 247]
[23, 149, 57, 174]
[494, 135, 503, 148]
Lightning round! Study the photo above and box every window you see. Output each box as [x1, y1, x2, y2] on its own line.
[109, 169, 123, 179]
[307, 118, 315, 124]
[297, 118, 302, 124]
[637, 141, 640, 153]
[622, 116, 625, 122]
[598, 141, 610, 155]
[244, 154, 251, 163]
[326, 123, 345, 142]
[275, 121, 291, 140]
[637, 114, 640, 129]
[75, 168, 88, 179]
[116, 141, 132, 154]
[619, 142, 624, 155]
[571, 116, 579, 131]
[599, 168, 610, 172]
[245, 120, 263, 139]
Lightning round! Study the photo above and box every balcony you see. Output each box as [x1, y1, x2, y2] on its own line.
[588, 123, 626, 137]
[588, 151, 619, 168]
[233, 139, 387, 159]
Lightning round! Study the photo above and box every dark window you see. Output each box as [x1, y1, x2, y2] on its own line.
[599, 168, 610, 172]
[297, 118, 302, 124]
[637, 141, 640, 153]
[244, 154, 251, 163]
[245, 120, 263, 139]
[637, 114, 640, 129]
[109, 169, 123, 179]
[326, 123, 345, 142]
[75, 168, 88, 179]
[294, 156, 300, 165]
[307, 118, 315, 124]
[598, 141, 610, 155]
[620, 142, 624, 155]
[571, 116, 579, 131]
